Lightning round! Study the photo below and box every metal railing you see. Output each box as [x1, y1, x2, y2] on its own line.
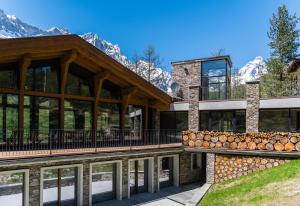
[0, 129, 182, 152]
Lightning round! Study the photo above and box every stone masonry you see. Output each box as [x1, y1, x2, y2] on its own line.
[214, 154, 291, 183]
[179, 152, 202, 184]
[206, 153, 215, 184]
[189, 85, 200, 131]
[171, 61, 201, 100]
[246, 81, 260, 132]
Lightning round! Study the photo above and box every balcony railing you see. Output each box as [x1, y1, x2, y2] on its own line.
[0, 129, 182, 159]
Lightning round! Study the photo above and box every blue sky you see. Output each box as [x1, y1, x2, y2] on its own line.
[0, 0, 299, 71]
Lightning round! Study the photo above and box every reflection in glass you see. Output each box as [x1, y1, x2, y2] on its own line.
[43, 167, 77, 206]
[64, 100, 92, 130]
[0, 94, 18, 143]
[199, 110, 246, 132]
[0, 172, 24, 206]
[0, 63, 18, 88]
[26, 61, 59, 93]
[92, 163, 116, 204]
[100, 80, 121, 100]
[259, 109, 290, 132]
[130, 159, 148, 195]
[98, 103, 120, 130]
[43, 169, 58, 206]
[125, 105, 143, 139]
[65, 63, 92, 97]
[159, 157, 173, 188]
[201, 59, 230, 100]
[160, 111, 188, 131]
[24, 96, 59, 133]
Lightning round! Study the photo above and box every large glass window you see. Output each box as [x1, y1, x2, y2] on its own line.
[42, 167, 78, 206]
[65, 63, 93, 97]
[24, 96, 59, 132]
[25, 60, 59, 93]
[200, 110, 246, 132]
[0, 94, 18, 143]
[125, 105, 144, 139]
[0, 171, 26, 206]
[91, 163, 116, 204]
[64, 100, 92, 130]
[201, 59, 230, 100]
[97, 103, 120, 130]
[160, 111, 188, 131]
[100, 80, 121, 100]
[0, 63, 18, 89]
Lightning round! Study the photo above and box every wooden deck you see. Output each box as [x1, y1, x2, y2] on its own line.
[0, 143, 182, 160]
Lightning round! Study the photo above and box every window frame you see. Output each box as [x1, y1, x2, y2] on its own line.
[89, 160, 123, 205]
[0, 169, 29, 206]
[40, 164, 83, 206]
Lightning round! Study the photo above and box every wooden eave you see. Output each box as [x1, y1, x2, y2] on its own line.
[0, 35, 171, 108]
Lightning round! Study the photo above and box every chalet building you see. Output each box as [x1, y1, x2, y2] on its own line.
[0, 35, 205, 206]
[1, 35, 300, 206]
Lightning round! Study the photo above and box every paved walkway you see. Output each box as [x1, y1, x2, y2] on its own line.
[94, 183, 211, 206]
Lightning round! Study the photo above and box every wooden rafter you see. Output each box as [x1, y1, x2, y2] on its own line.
[93, 70, 110, 129]
[60, 50, 77, 129]
[60, 50, 77, 93]
[121, 87, 138, 129]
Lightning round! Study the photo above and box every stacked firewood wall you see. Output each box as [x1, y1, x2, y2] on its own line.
[182, 131, 300, 152]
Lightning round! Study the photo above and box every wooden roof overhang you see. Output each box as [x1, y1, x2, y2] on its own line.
[0, 35, 171, 109]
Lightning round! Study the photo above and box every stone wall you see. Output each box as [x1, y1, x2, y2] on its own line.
[214, 154, 291, 183]
[171, 61, 201, 100]
[189, 85, 200, 131]
[246, 81, 260, 132]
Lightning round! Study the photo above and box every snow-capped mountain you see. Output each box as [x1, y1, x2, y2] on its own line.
[0, 9, 170, 91]
[237, 56, 267, 84]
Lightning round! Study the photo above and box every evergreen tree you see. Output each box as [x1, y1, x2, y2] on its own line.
[267, 4, 299, 80]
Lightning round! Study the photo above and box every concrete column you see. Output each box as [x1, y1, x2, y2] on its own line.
[246, 81, 260, 132]
[188, 85, 200, 131]
[206, 153, 215, 184]
[29, 167, 40, 206]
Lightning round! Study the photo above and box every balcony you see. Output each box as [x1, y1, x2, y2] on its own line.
[0, 129, 182, 160]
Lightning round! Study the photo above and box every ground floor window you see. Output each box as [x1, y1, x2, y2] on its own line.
[159, 156, 174, 188]
[200, 110, 246, 132]
[191, 153, 202, 170]
[0, 170, 28, 206]
[91, 162, 116, 204]
[129, 159, 149, 195]
[259, 109, 300, 132]
[42, 166, 81, 206]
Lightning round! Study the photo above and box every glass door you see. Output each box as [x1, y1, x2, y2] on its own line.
[91, 163, 116, 204]
[130, 159, 149, 195]
[159, 157, 174, 188]
[43, 167, 77, 206]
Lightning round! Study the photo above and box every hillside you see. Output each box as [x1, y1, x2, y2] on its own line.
[200, 159, 300, 206]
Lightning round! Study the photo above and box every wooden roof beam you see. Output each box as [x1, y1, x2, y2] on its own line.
[60, 50, 77, 93]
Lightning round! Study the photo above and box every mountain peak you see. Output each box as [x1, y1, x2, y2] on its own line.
[0, 8, 171, 91]
[237, 56, 267, 84]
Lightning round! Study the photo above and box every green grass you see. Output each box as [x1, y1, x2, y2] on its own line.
[200, 158, 300, 206]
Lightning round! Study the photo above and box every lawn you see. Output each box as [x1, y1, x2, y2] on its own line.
[200, 158, 300, 206]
